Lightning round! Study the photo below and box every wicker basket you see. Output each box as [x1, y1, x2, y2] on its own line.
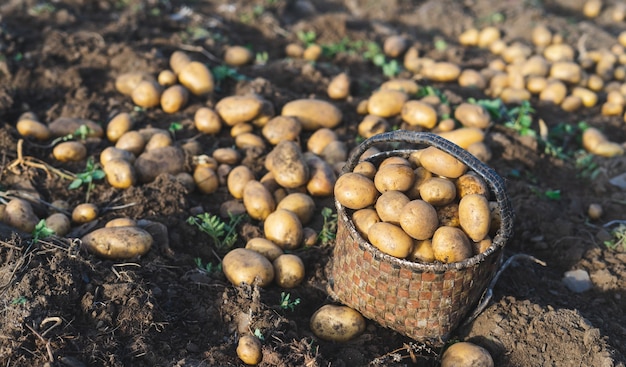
[327, 131, 514, 346]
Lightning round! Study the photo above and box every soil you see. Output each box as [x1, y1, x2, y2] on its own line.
[1, 0, 626, 366]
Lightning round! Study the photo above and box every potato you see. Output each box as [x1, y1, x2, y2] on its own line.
[105, 217, 137, 228]
[245, 238, 284, 261]
[192, 165, 218, 194]
[334, 173, 378, 210]
[178, 61, 214, 96]
[602, 102, 623, 116]
[358, 115, 389, 138]
[473, 237, 492, 255]
[243, 180, 276, 220]
[160, 84, 189, 114]
[399, 199, 439, 240]
[368, 222, 414, 258]
[100, 146, 135, 166]
[375, 190, 410, 225]
[262, 116, 301, 145]
[224, 45, 253, 66]
[327, 72, 351, 99]
[320, 140, 348, 166]
[169, 50, 192, 75]
[531, 25, 552, 47]
[157, 69, 177, 86]
[454, 103, 490, 129]
[104, 158, 136, 189]
[571, 87, 597, 108]
[441, 342, 494, 367]
[265, 141, 309, 189]
[281, 99, 342, 130]
[50, 200, 71, 213]
[310, 305, 366, 342]
[582, 127, 624, 157]
[48, 117, 103, 139]
[285, 43, 304, 58]
[380, 78, 419, 94]
[539, 81, 567, 104]
[115, 71, 153, 95]
[72, 203, 98, 224]
[223, 248, 274, 287]
[432, 226, 472, 263]
[16, 118, 51, 141]
[499, 88, 531, 104]
[583, 0, 602, 17]
[459, 194, 491, 242]
[303, 44, 322, 61]
[478, 26, 500, 48]
[231, 122, 254, 138]
[273, 254, 305, 288]
[419, 177, 456, 206]
[264, 209, 303, 250]
[588, 203, 603, 220]
[115, 131, 146, 156]
[458, 69, 486, 89]
[212, 147, 240, 165]
[408, 239, 435, 263]
[3, 198, 39, 233]
[131, 79, 162, 108]
[226, 165, 255, 199]
[144, 132, 173, 152]
[251, 100, 276, 128]
[45, 213, 71, 237]
[134, 146, 185, 183]
[456, 173, 489, 198]
[383, 35, 408, 58]
[277, 193, 315, 224]
[235, 133, 266, 150]
[422, 62, 461, 82]
[405, 166, 433, 199]
[367, 89, 408, 118]
[352, 208, 380, 240]
[106, 112, 134, 143]
[194, 107, 222, 135]
[526, 76, 548, 95]
[419, 146, 467, 178]
[436, 203, 460, 227]
[305, 153, 337, 197]
[549, 62, 582, 84]
[401, 101, 437, 128]
[53, 141, 87, 162]
[215, 95, 264, 126]
[81, 226, 152, 259]
[352, 161, 377, 179]
[543, 44, 574, 62]
[237, 335, 263, 365]
[437, 128, 485, 150]
[459, 28, 479, 46]
[374, 164, 415, 193]
[403, 47, 421, 72]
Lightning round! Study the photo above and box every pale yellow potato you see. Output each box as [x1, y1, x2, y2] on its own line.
[500, 88, 531, 104]
[115, 130, 146, 156]
[178, 61, 214, 96]
[265, 141, 309, 189]
[458, 69, 486, 89]
[193, 166, 219, 194]
[3, 198, 39, 233]
[531, 25, 552, 47]
[235, 132, 266, 150]
[383, 35, 408, 58]
[441, 342, 494, 367]
[16, 118, 51, 141]
[560, 95, 582, 112]
[81, 226, 153, 260]
[320, 140, 348, 166]
[131, 79, 162, 108]
[304, 153, 337, 197]
[227, 165, 255, 199]
[264, 209, 303, 250]
[352, 161, 377, 179]
[419, 177, 457, 206]
[477, 26, 500, 48]
[310, 305, 366, 342]
[405, 166, 433, 199]
[571, 86, 597, 107]
[212, 147, 240, 165]
[456, 173, 489, 198]
[53, 141, 87, 162]
[281, 99, 342, 130]
[432, 226, 472, 263]
[134, 146, 185, 183]
[549, 62, 582, 84]
[224, 45, 253, 66]
[277, 193, 315, 224]
[72, 203, 98, 224]
[231, 122, 254, 137]
[100, 146, 136, 166]
[245, 238, 284, 261]
[526, 76, 548, 94]
[367, 89, 408, 117]
[285, 43, 304, 58]
[45, 213, 71, 237]
[543, 44, 574, 62]
[105, 217, 137, 228]
[539, 81, 567, 104]
[144, 132, 173, 152]
[334, 173, 378, 210]
[422, 62, 461, 82]
[408, 239, 435, 263]
[262, 116, 302, 145]
[454, 103, 490, 129]
[106, 112, 134, 143]
[419, 146, 467, 178]
[582, 127, 624, 157]
[215, 95, 264, 126]
[157, 69, 177, 86]
[380, 78, 419, 94]
[237, 335, 263, 365]
[399, 200, 439, 240]
[327, 72, 351, 100]
[437, 128, 485, 150]
[243, 180, 276, 220]
[169, 51, 191, 75]
[307, 128, 338, 155]
[401, 100, 437, 128]
[222, 248, 274, 287]
[115, 71, 153, 96]
[104, 158, 136, 189]
[273, 254, 305, 288]
[160, 84, 189, 114]
[459, 194, 491, 242]
[459, 28, 479, 46]
[358, 115, 389, 138]
[194, 107, 222, 135]
[368, 222, 414, 259]
[303, 44, 322, 61]
[374, 164, 415, 193]
[583, 0, 602, 18]
[251, 100, 276, 128]
[352, 208, 380, 240]
[375, 190, 410, 225]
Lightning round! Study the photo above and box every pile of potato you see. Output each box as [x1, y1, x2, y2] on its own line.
[335, 147, 499, 264]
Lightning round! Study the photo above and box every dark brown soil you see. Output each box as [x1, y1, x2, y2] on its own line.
[1, 1, 625, 366]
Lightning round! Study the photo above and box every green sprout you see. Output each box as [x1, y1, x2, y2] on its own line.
[186, 212, 246, 253]
[11, 296, 27, 305]
[253, 328, 265, 341]
[434, 38, 448, 51]
[68, 157, 105, 202]
[168, 122, 183, 138]
[505, 100, 536, 137]
[31, 219, 55, 244]
[211, 65, 247, 90]
[418, 86, 449, 105]
[531, 187, 561, 200]
[297, 30, 317, 46]
[467, 97, 506, 119]
[604, 224, 626, 251]
[318, 207, 338, 245]
[279, 292, 301, 311]
[51, 124, 93, 146]
[194, 257, 222, 273]
[255, 51, 269, 65]
[362, 41, 401, 77]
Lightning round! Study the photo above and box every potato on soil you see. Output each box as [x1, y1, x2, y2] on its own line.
[441, 342, 494, 367]
[157, 69, 177, 86]
[134, 146, 186, 183]
[399, 200, 439, 240]
[304, 153, 337, 197]
[367, 89, 408, 117]
[454, 103, 490, 129]
[194, 107, 222, 135]
[264, 209, 303, 250]
[310, 304, 366, 342]
[303, 44, 322, 61]
[169, 50, 191, 75]
[374, 164, 415, 193]
[459, 194, 491, 242]
[237, 335, 263, 365]
[432, 226, 472, 263]
[352, 208, 380, 240]
[437, 128, 485, 151]
[213, 147, 240, 165]
[131, 79, 162, 108]
[100, 146, 135, 166]
[193, 166, 219, 194]
[115, 131, 146, 156]
[160, 84, 189, 113]
[105, 217, 137, 228]
[334, 172, 378, 210]
[235, 132, 266, 150]
[215, 95, 264, 126]
[273, 254, 305, 288]
[281, 99, 343, 130]
[582, 127, 624, 157]
[368, 222, 414, 259]
[276, 193, 315, 224]
[17, 118, 51, 141]
[115, 71, 154, 96]
[104, 158, 136, 189]
[243, 181, 276, 220]
[81, 226, 153, 260]
[144, 132, 173, 152]
[380, 78, 419, 94]
[227, 165, 255, 199]
[265, 141, 309, 189]
[262, 116, 302, 145]
[383, 35, 408, 58]
[72, 203, 98, 224]
[422, 62, 461, 82]
[358, 115, 389, 138]
[419, 146, 467, 178]
[327, 72, 351, 100]
[106, 112, 134, 143]
[222, 248, 274, 287]
[224, 45, 254, 66]
[53, 141, 87, 162]
[245, 238, 284, 261]
[45, 213, 71, 237]
[3, 198, 39, 233]
[178, 61, 214, 96]
[307, 128, 338, 155]
[401, 101, 437, 128]
[49, 117, 104, 139]
[375, 190, 410, 225]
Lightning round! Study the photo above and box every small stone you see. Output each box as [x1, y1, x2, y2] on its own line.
[609, 172, 626, 189]
[562, 269, 593, 293]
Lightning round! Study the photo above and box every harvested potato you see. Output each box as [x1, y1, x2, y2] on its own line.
[115, 71, 153, 96]
[223, 248, 274, 287]
[277, 193, 315, 224]
[227, 165, 255, 199]
[282, 99, 343, 130]
[215, 95, 264, 126]
[531, 25, 552, 47]
[320, 140, 348, 166]
[458, 69, 486, 89]
[100, 146, 136, 166]
[115, 131, 145, 156]
[53, 141, 87, 162]
[327, 72, 351, 99]
[405, 167, 433, 199]
[104, 158, 136, 189]
[160, 84, 189, 113]
[423, 62, 461, 82]
[334, 173, 378, 210]
[367, 89, 408, 117]
[243, 181, 276, 220]
[459, 28, 479, 46]
[213, 148, 240, 165]
[303, 44, 322, 61]
[419, 177, 457, 206]
[262, 116, 301, 145]
[245, 238, 284, 261]
[571, 86, 597, 108]
[560, 95, 583, 112]
[81, 226, 153, 259]
[499, 88, 531, 104]
[45, 213, 71, 237]
[264, 209, 303, 250]
[368, 222, 414, 258]
[17, 117, 51, 141]
[441, 342, 494, 367]
[3, 198, 39, 233]
[583, 0, 602, 17]
[408, 239, 435, 263]
[237, 335, 263, 365]
[193, 165, 219, 194]
[402, 101, 437, 128]
[456, 173, 489, 198]
[285, 43, 304, 58]
[178, 61, 214, 96]
[582, 127, 624, 157]
[358, 115, 389, 138]
[352, 161, 377, 179]
[134, 146, 185, 183]
[72, 203, 98, 223]
[157, 69, 177, 86]
[543, 44, 574, 62]
[478, 26, 500, 48]
[144, 132, 173, 152]
[106, 112, 134, 143]
[235, 132, 266, 150]
[419, 147, 467, 178]
[251, 100, 276, 127]
[539, 81, 567, 104]
[131, 79, 162, 108]
[352, 208, 380, 240]
[473, 237, 492, 255]
[307, 128, 337, 155]
[432, 226, 472, 263]
[437, 128, 485, 150]
[105, 217, 137, 228]
[380, 78, 419, 94]
[305, 153, 337, 197]
[273, 254, 305, 288]
[169, 51, 192, 75]
[374, 164, 415, 193]
[265, 141, 309, 189]
[454, 103, 490, 129]
[194, 107, 222, 135]
[383, 35, 408, 57]
[459, 194, 491, 242]
[399, 200, 439, 240]
[375, 190, 410, 225]
[49, 117, 104, 139]
[310, 305, 366, 342]
[587, 203, 603, 220]
[549, 62, 582, 84]
[224, 45, 253, 66]
[231, 122, 254, 137]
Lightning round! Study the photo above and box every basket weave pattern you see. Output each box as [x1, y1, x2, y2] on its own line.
[327, 131, 513, 345]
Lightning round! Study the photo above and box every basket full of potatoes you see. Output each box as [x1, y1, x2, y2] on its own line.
[327, 130, 513, 346]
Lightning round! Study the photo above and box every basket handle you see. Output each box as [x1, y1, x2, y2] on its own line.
[343, 130, 514, 243]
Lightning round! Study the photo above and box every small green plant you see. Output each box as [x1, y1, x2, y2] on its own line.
[297, 30, 317, 46]
[255, 51, 269, 65]
[28, 3, 55, 16]
[418, 86, 449, 105]
[468, 97, 506, 119]
[11, 296, 27, 305]
[211, 65, 247, 89]
[31, 219, 55, 244]
[168, 121, 183, 138]
[69, 157, 105, 202]
[531, 187, 561, 200]
[186, 212, 246, 252]
[50, 124, 92, 146]
[279, 292, 301, 311]
[505, 100, 536, 137]
[434, 38, 448, 51]
[604, 224, 626, 251]
[318, 207, 338, 245]
[194, 257, 222, 273]
[253, 328, 265, 341]
[362, 41, 401, 77]
[575, 152, 601, 180]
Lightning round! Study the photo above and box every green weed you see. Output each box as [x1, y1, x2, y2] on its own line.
[168, 122, 183, 138]
[31, 219, 55, 244]
[194, 257, 222, 273]
[604, 224, 626, 251]
[279, 292, 301, 311]
[51, 124, 93, 146]
[297, 30, 317, 46]
[318, 207, 338, 245]
[505, 100, 536, 137]
[186, 212, 246, 253]
[68, 157, 105, 202]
